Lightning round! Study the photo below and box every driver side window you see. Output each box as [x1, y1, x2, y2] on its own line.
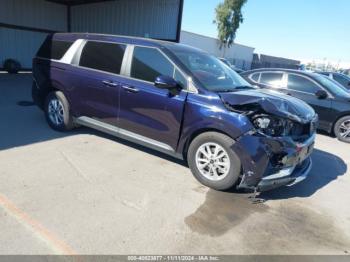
[131, 47, 174, 83]
[287, 74, 321, 94]
[130, 46, 187, 89]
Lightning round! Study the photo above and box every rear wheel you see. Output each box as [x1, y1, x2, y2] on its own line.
[45, 91, 74, 132]
[187, 132, 241, 191]
[334, 116, 350, 143]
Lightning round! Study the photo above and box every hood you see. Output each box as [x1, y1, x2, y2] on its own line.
[219, 89, 315, 123]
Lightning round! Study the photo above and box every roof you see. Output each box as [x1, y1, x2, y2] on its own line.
[52, 32, 202, 53]
[242, 68, 317, 78]
[53, 32, 177, 47]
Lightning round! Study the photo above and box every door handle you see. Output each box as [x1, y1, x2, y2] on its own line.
[102, 80, 118, 87]
[121, 85, 139, 93]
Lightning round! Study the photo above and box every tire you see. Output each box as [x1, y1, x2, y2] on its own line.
[187, 132, 241, 191]
[44, 91, 74, 132]
[3, 59, 21, 74]
[334, 116, 350, 143]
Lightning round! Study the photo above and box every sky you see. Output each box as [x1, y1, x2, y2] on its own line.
[182, 0, 350, 67]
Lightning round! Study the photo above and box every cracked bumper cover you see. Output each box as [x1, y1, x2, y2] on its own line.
[232, 131, 316, 192]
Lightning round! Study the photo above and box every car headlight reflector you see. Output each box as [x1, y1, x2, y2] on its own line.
[252, 114, 293, 137]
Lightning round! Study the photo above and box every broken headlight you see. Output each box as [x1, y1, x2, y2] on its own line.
[252, 114, 293, 137]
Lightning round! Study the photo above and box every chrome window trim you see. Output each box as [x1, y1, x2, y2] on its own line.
[66, 39, 196, 93]
[74, 116, 183, 160]
[61, 39, 85, 64]
[40, 38, 197, 93]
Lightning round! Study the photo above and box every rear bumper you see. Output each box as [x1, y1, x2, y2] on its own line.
[256, 157, 312, 192]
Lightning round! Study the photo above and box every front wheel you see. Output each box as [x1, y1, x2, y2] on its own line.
[334, 116, 350, 143]
[45, 91, 74, 132]
[187, 132, 241, 191]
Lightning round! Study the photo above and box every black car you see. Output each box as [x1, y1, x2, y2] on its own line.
[241, 68, 350, 143]
[316, 71, 350, 90]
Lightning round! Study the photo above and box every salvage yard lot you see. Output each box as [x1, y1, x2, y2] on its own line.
[0, 74, 349, 254]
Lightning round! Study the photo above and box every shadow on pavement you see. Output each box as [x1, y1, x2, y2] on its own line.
[0, 74, 186, 168]
[1, 74, 346, 192]
[260, 149, 347, 200]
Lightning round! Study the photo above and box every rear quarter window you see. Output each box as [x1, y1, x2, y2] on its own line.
[36, 37, 73, 60]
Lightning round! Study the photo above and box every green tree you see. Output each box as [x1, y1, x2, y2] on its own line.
[214, 0, 248, 49]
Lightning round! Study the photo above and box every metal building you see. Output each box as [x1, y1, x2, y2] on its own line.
[251, 54, 301, 70]
[0, 0, 184, 70]
[180, 30, 255, 70]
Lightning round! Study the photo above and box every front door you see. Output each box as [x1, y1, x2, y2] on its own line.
[285, 73, 333, 130]
[118, 46, 188, 151]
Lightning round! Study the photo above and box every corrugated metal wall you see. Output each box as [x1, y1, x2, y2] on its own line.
[0, 28, 48, 69]
[0, 0, 67, 31]
[0, 0, 181, 69]
[71, 0, 181, 40]
[0, 0, 67, 69]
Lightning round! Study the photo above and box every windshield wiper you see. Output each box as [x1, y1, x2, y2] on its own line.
[234, 85, 255, 90]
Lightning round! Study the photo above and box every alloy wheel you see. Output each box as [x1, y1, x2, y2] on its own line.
[195, 142, 231, 181]
[339, 120, 350, 139]
[48, 99, 64, 126]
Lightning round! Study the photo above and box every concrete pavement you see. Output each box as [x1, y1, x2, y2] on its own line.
[0, 74, 349, 254]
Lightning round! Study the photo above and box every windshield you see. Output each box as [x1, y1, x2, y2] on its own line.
[313, 74, 350, 98]
[169, 48, 251, 92]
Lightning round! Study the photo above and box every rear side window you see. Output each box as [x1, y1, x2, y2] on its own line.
[79, 41, 126, 74]
[287, 74, 321, 94]
[333, 74, 350, 87]
[131, 47, 174, 82]
[36, 37, 72, 60]
[260, 72, 284, 87]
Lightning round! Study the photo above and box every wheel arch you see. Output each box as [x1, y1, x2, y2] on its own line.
[181, 128, 237, 161]
[34, 79, 61, 109]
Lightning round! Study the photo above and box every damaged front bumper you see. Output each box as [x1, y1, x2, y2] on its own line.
[256, 157, 312, 191]
[233, 131, 315, 192]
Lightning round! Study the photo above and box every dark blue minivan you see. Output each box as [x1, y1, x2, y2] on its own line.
[32, 33, 318, 192]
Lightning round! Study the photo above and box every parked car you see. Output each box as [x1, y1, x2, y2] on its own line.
[343, 69, 350, 76]
[241, 69, 350, 143]
[33, 34, 317, 192]
[219, 58, 244, 73]
[316, 71, 350, 90]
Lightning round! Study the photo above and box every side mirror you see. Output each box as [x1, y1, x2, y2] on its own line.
[154, 75, 179, 90]
[315, 90, 328, 99]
